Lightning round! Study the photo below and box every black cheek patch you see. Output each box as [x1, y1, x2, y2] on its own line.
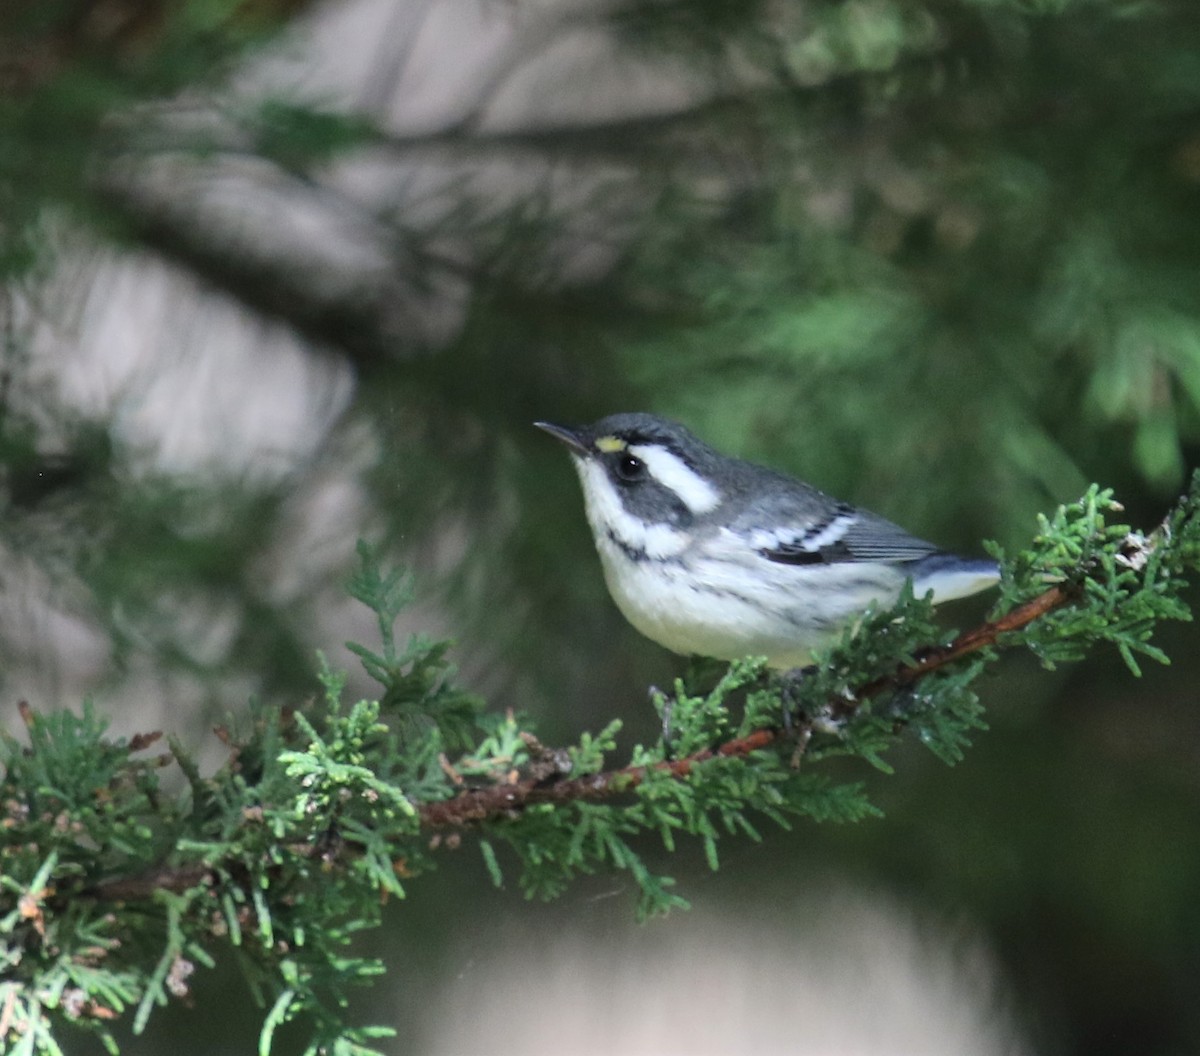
[617, 478, 695, 530]
[668, 497, 694, 528]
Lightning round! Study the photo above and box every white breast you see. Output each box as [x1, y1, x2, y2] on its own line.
[595, 525, 906, 668]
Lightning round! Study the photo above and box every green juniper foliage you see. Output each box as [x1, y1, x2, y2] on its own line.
[2, 474, 1199, 1055]
[2, 1, 1200, 1052]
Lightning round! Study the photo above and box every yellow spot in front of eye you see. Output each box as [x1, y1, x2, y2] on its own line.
[595, 436, 626, 453]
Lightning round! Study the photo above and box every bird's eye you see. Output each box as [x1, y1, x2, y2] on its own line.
[614, 453, 645, 482]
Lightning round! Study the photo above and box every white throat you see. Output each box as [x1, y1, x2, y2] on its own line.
[571, 456, 691, 559]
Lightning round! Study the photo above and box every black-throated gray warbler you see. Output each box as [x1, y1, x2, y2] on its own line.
[536, 412, 1000, 668]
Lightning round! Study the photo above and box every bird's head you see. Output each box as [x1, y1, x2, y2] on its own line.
[535, 414, 730, 552]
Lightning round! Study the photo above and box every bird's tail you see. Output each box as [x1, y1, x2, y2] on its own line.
[911, 553, 1001, 604]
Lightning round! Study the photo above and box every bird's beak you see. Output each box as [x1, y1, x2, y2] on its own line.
[533, 421, 590, 457]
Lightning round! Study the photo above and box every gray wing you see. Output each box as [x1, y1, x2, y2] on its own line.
[732, 491, 941, 567]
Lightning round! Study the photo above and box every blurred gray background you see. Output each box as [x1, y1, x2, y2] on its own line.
[3, 0, 1200, 1052]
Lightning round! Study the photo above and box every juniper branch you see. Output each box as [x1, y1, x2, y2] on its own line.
[416, 583, 1074, 829]
[68, 582, 1071, 900]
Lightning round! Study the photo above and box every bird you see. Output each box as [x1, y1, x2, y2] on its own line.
[535, 413, 1000, 668]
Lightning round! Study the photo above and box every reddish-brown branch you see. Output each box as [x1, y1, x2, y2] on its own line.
[833, 583, 1074, 717]
[90, 864, 214, 901]
[416, 727, 781, 828]
[417, 584, 1075, 829]
[83, 583, 1075, 895]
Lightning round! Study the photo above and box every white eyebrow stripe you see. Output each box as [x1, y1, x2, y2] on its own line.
[628, 444, 722, 514]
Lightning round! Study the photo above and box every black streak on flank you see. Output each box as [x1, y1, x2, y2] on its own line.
[604, 528, 688, 568]
[760, 546, 830, 566]
[606, 527, 648, 564]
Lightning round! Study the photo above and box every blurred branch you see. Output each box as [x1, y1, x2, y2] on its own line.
[87, 47, 946, 366]
[95, 170, 448, 363]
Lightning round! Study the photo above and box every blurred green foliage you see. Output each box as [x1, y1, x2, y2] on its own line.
[2, 1, 1200, 1055]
